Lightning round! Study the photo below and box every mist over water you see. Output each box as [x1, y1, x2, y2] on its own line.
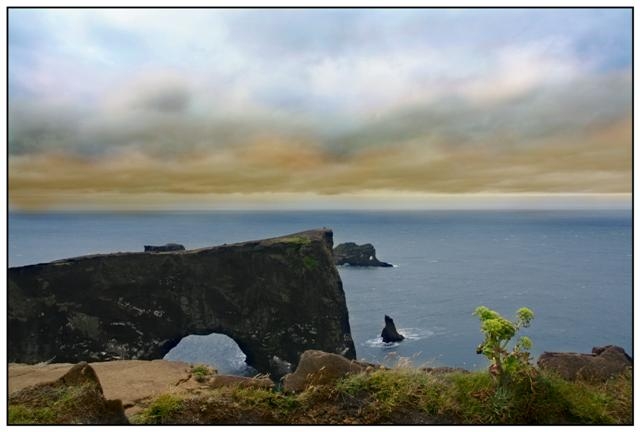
[9, 210, 632, 374]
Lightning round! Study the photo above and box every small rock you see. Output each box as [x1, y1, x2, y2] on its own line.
[269, 356, 292, 378]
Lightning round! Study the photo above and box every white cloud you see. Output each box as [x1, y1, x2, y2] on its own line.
[462, 40, 580, 104]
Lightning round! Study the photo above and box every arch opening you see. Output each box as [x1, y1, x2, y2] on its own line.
[163, 333, 258, 377]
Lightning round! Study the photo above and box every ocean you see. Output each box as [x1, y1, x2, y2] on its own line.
[8, 210, 632, 374]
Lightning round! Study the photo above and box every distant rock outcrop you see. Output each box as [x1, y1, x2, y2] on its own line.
[381, 315, 405, 343]
[537, 345, 632, 381]
[144, 243, 185, 252]
[333, 242, 392, 267]
[8, 229, 356, 380]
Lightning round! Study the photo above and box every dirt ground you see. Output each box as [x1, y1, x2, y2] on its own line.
[9, 360, 202, 415]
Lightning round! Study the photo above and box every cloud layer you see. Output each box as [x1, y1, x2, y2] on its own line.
[8, 9, 632, 210]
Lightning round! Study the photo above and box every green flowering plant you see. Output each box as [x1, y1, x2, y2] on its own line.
[473, 306, 535, 387]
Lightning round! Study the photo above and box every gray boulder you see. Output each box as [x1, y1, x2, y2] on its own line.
[537, 345, 632, 381]
[282, 350, 368, 393]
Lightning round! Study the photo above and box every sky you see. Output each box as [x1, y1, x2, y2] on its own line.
[8, 8, 632, 210]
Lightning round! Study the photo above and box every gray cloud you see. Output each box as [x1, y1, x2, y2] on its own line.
[7, 9, 632, 209]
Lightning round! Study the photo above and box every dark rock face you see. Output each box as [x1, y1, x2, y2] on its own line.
[381, 315, 405, 343]
[9, 362, 128, 424]
[537, 345, 632, 381]
[144, 243, 185, 252]
[283, 350, 368, 393]
[8, 229, 356, 380]
[333, 242, 392, 267]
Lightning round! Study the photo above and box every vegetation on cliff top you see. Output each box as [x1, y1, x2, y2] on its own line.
[125, 366, 631, 425]
[9, 305, 631, 425]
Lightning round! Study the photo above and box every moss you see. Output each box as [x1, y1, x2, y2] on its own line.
[303, 255, 319, 270]
[280, 235, 311, 246]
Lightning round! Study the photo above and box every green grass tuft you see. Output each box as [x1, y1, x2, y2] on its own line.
[136, 394, 184, 424]
[8, 405, 56, 424]
[280, 235, 311, 245]
[232, 387, 300, 414]
[191, 364, 214, 383]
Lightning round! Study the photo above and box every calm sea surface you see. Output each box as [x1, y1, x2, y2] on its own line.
[8, 210, 632, 374]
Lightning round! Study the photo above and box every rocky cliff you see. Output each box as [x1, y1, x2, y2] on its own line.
[8, 229, 356, 379]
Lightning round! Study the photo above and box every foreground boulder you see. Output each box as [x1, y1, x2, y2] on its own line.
[144, 243, 185, 252]
[537, 345, 632, 381]
[8, 229, 356, 379]
[9, 362, 128, 424]
[381, 315, 405, 343]
[282, 350, 369, 393]
[333, 242, 393, 267]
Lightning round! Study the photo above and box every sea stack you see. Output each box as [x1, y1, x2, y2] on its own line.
[381, 315, 405, 343]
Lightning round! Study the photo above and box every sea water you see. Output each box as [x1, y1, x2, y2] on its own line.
[8, 210, 632, 374]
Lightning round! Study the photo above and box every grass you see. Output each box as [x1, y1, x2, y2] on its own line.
[8, 382, 125, 425]
[128, 367, 631, 425]
[134, 394, 184, 424]
[191, 364, 214, 383]
[337, 368, 633, 425]
[13, 365, 631, 425]
[132, 387, 300, 424]
[280, 235, 311, 246]
[9, 404, 56, 424]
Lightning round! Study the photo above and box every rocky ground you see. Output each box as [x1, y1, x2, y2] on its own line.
[9, 360, 202, 417]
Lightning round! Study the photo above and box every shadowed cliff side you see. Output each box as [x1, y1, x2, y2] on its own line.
[8, 229, 356, 379]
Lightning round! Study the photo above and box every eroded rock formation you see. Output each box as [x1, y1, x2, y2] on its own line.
[333, 242, 393, 267]
[8, 229, 356, 379]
